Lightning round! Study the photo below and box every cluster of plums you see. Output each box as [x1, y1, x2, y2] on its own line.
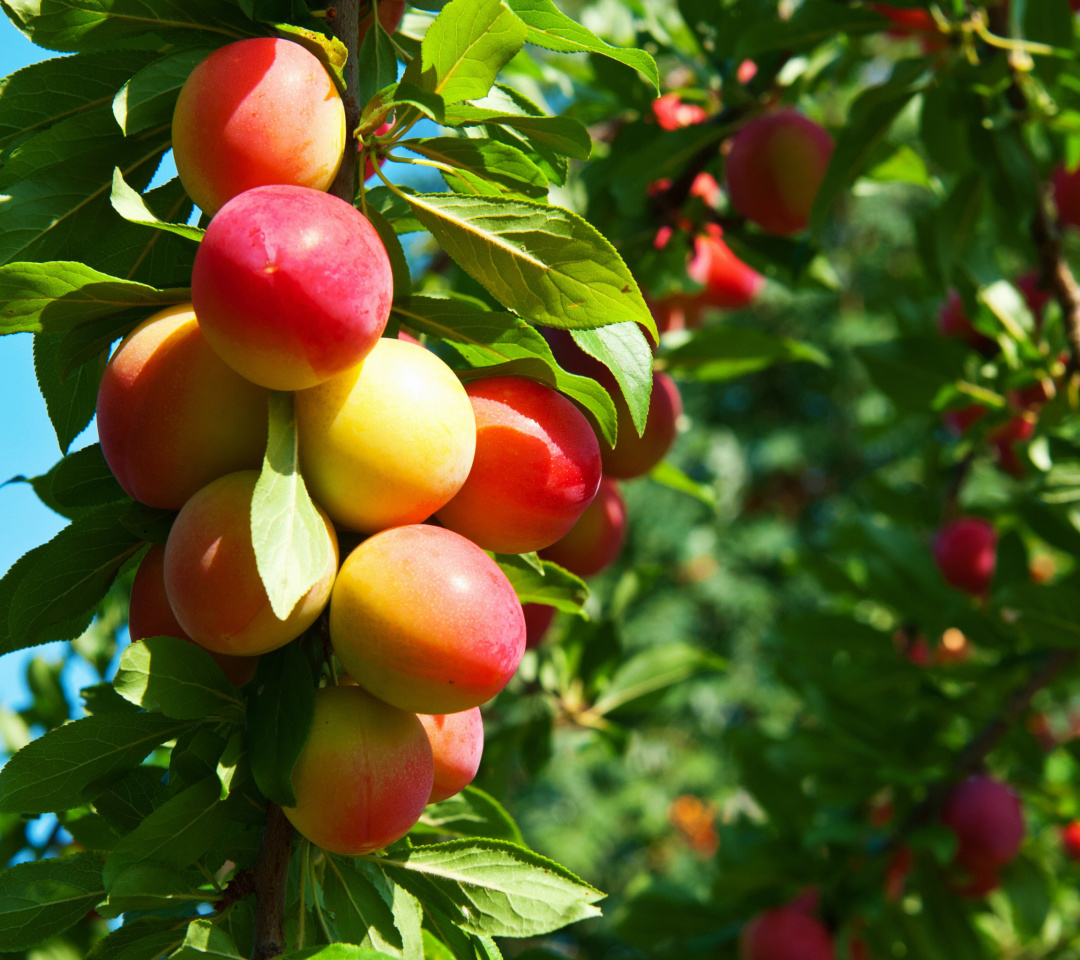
[101, 33, 678, 855]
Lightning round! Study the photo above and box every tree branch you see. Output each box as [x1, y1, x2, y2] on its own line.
[252, 804, 294, 960]
[1031, 186, 1080, 373]
[900, 649, 1078, 837]
[328, 0, 362, 203]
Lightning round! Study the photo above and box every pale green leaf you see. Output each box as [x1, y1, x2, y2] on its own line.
[251, 391, 335, 620]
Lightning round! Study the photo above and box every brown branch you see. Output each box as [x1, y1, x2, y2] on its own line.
[899, 649, 1078, 836]
[328, 0, 361, 203]
[1032, 186, 1080, 373]
[252, 804, 295, 960]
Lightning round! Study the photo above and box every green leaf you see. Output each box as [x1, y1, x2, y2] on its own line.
[362, 81, 445, 130]
[570, 322, 654, 436]
[322, 856, 405, 957]
[102, 776, 231, 887]
[33, 329, 105, 454]
[0, 110, 172, 267]
[7, 500, 140, 622]
[363, 205, 412, 300]
[810, 59, 927, 235]
[494, 554, 588, 614]
[98, 862, 207, 917]
[648, 461, 717, 509]
[855, 336, 967, 411]
[0, 260, 188, 336]
[409, 0, 527, 105]
[44, 442, 127, 511]
[19, 0, 256, 52]
[356, 13, 398, 119]
[391, 296, 617, 445]
[0, 711, 192, 814]
[0, 50, 155, 155]
[110, 169, 204, 241]
[405, 137, 548, 198]
[503, 0, 658, 90]
[93, 765, 169, 834]
[402, 193, 655, 339]
[592, 643, 725, 716]
[738, 3, 884, 58]
[413, 786, 524, 845]
[112, 47, 211, 135]
[661, 326, 830, 381]
[252, 391, 335, 620]
[245, 642, 315, 807]
[284, 947, 398, 960]
[444, 94, 591, 162]
[83, 916, 188, 960]
[0, 851, 106, 951]
[5, 502, 145, 654]
[374, 839, 604, 938]
[171, 920, 245, 960]
[113, 636, 245, 721]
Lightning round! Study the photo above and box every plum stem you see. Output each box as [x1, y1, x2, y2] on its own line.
[329, 0, 361, 203]
[252, 803, 294, 960]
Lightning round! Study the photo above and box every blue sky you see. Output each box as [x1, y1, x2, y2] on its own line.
[1, 19, 109, 711]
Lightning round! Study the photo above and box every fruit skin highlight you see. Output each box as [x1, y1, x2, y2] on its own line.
[436, 376, 602, 554]
[191, 184, 393, 392]
[540, 477, 627, 578]
[284, 685, 433, 855]
[164, 471, 339, 657]
[129, 544, 259, 688]
[296, 338, 476, 533]
[96, 304, 268, 510]
[418, 708, 484, 803]
[725, 110, 834, 236]
[933, 517, 997, 596]
[172, 38, 345, 216]
[330, 524, 525, 714]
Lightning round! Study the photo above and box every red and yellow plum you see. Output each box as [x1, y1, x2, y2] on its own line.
[191, 184, 393, 391]
[330, 525, 525, 714]
[436, 377, 602, 553]
[172, 38, 345, 216]
[129, 544, 259, 687]
[725, 111, 834, 236]
[418, 709, 484, 803]
[296, 338, 476, 533]
[284, 685, 433, 855]
[540, 477, 627, 578]
[164, 471, 339, 657]
[96, 304, 268, 510]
